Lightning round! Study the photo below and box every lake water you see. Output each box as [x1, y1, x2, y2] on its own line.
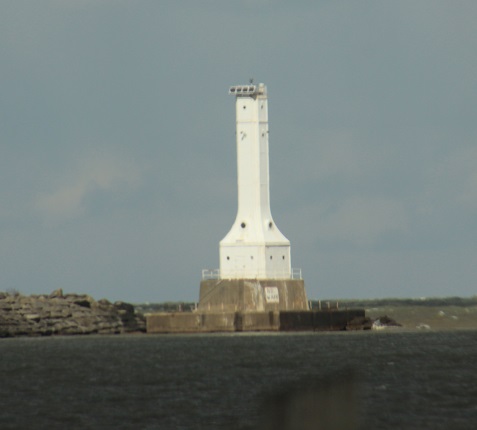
[1, 330, 477, 429]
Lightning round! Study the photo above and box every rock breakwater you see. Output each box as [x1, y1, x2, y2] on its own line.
[346, 315, 402, 330]
[0, 289, 145, 337]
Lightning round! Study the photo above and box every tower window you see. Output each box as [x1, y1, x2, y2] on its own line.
[270, 256, 273, 260]
[241, 222, 246, 228]
[268, 222, 273, 228]
[282, 256, 285, 260]
[227, 256, 230, 260]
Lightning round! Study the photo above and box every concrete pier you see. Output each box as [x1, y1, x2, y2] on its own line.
[146, 278, 365, 334]
[146, 309, 365, 334]
[198, 279, 309, 313]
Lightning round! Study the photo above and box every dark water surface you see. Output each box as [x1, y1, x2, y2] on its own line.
[1, 330, 477, 429]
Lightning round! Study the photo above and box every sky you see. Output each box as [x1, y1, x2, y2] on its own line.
[1, 1, 476, 303]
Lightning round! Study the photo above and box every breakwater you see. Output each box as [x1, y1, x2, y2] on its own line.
[146, 309, 370, 333]
[0, 290, 145, 337]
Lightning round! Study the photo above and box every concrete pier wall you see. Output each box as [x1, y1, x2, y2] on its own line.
[146, 309, 365, 334]
[198, 279, 308, 313]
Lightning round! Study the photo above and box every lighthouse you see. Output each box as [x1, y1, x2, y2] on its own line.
[145, 82, 368, 332]
[220, 83, 291, 279]
[198, 83, 308, 313]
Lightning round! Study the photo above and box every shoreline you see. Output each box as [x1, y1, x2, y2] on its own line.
[3, 291, 476, 337]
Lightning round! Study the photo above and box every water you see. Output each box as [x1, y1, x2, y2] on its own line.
[1, 330, 477, 429]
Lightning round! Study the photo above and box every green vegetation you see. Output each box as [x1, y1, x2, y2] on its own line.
[312, 296, 477, 309]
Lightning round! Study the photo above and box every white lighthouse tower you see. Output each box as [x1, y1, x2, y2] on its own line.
[220, 83, 291, 279]
[145, 82, 366, 333]
[199, 83, 308, 313]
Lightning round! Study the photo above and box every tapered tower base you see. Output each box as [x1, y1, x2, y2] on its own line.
[198, 279, 309, 313]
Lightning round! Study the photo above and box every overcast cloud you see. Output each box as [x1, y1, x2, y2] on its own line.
[1, 1, 476, 302]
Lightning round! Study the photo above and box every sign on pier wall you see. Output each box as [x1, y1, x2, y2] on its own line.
[265, 286, 279, 303]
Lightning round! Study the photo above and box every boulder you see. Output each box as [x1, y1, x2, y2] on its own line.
[48, 288, 63, 298]
[372, 315, 401, 329]
[346, 316, 373, 330]
[346, 315, 401, 330]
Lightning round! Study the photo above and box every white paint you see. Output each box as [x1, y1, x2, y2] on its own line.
[220, 83, 291, 279]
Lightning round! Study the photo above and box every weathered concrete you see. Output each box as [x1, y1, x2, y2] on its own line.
[198, 279, 308, 313]
[146, 312, 237, 333]
[279, 309, 365, 331]
[146, 309, 365, 333]
[241, 311, 280, 331]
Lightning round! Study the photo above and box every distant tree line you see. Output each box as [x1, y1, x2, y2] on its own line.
[134, 296, 477, 314]
[313, 296, 477, 309]
[134, 302, 197, 314]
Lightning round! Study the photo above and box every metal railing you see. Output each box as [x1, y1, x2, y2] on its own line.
[202, 269, 221, 280]
[201, 268, 302, 280]
[291, 268, 302, 280]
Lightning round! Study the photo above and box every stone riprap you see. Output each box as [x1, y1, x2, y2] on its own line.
[0, 290, 145, 337]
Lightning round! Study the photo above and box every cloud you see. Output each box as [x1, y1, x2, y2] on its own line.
[0, 1, 475, 301]
[284, 196, 409, 250]
[450, 147, 477, 210]
[317, 196, 409, 246]
[35, 153, 142, 220]
[419, 145, 477, 214]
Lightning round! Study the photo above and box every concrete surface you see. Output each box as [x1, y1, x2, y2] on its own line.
[146, 309, 365, 334]
[198, 279, 309, 313]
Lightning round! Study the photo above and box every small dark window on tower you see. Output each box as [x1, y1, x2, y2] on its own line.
[250, 256, 254, 260]
[282, 256, 285, 260]
[241, 222, 246, 228]
[243, 105, 246, 109]
[227, 256, 230, 260]
[270, 256, 273, 260]
[268, 222, 273, 228]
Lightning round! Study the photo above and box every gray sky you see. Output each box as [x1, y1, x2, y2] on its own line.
[1, 1, 476, 302]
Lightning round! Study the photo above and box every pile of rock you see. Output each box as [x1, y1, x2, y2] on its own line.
[346, 315, 401, 330]
[0, 289, 146, 337]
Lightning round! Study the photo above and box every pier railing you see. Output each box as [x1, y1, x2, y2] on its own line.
[201, 268, 302, 280]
